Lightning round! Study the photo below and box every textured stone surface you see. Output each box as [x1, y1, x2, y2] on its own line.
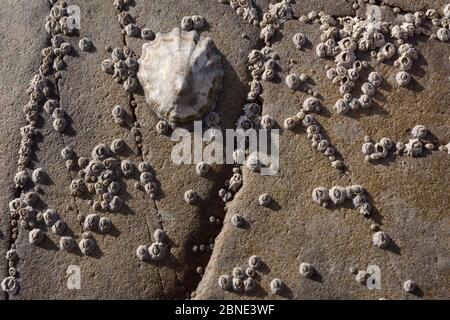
[0, 0, 50, 300]
[196, 6, 450, 300]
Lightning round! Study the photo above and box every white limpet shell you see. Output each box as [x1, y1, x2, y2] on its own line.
[138, 28, 223, 126]
[372, 231, 390, 249]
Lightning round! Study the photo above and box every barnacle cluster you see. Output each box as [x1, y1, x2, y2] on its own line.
[260, 0, 294, 44]
[115, 0, 155, 40]
[220, 0, 260, 26]
[181, 15, 206, 31]
[312, 185, 373, 217]
[218, 167, 243, 203]
[101, 46, 140, 93]
[218, 256, 262, 293]
[136, 229, 168, 262]
[362, 125, 435, 162]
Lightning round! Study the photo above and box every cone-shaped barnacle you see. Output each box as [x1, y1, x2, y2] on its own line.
[403, 279, 417, 293]
[352, 193, 367, 208]
[231, 214, 245, 228]
[110, 138, 125, 154]
[79, 235, 97, 256]
[123, 76, 139, 92]
[315, 42, 328, 58]
[138, 161, 152, 173]
[109, 196, 123, 212]
[405, 138, 423, 157]
[293, 33, 307, 49]
[270, 278, 284, 294]
[53, 117, 67, 132]
[359, 202, 372, 217]
[99, 217, 112, 232]
[149, 242, 166, 261]
[138, 28, 223, 126]
[359, 95, 372, 109]
[411, 125, 427, 139]
[120, 160, 134, 177]
[184, 189, 199, 204]
[244, 277, 256, 292]
[396, 71, 411, 86]
[334, 99, 350, 115]
[79, 38, 93, 52]
[303, 97, 320, 113]
[112, 105, 127, 124]
[144, 181, 158, 197]
[136, 245, 150, 261]
[196, 161, 210, 177]
[91, 144, 111, 161]
[437, 28, 450, 42]
[101, 59, 114, 74]
[260, 115, 275, 129]
[248, 255, 262, 269]
[84, 213, 100, 231]
[246, 267, 256, 279]
[301, 114, 316, 127]
[43, 209, 60, 227]
[232, 267, 246, 280]
[258, 193, 272, 207]
[232, 278, 244, 292]
[141, 28, 155, 41]
[44, 99, 59, 114]
[29, 228, 45, 245]
[23, 191, 38, 206]
[299, 262, 315, 278]
[140, 171, 154, 185]
[261, 68, 275, 81]
[283, 117, 297, 130]
[1, 276, 20, 296]
[59, 236, 76, 251]
[51, 219, 66, 235]
[61, 146, 74, 160]
[372, 231, 390, 249]
[285, 73, 301, 90]
[14, 170, 29, 188]
[329, 186, 347, 205]
[153, 229, 165, 243]
[125, 23, 140, 37]
[155, 120, 170, 135]
[362, 141, 374, 155]
[218, 274, 232, 290]
[312, 187, 330, 207]
[361, 82, 376, 96]
[31, 167, 46, 184]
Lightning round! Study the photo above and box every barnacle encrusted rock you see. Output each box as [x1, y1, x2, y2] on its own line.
[138, 28, 223, 126]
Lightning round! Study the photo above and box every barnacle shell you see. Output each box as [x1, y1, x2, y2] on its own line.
[243, 277, 256, 292]
[79, 237, 96, 255]
[285, 74, 301, 90]
[372, 231, 390, 249]
[258, 193, 272, 207]
[153, 229, 166, 243]
[79, 38, 93, 52]
[411, 125, 427, 139]
[405, 138, 423, 157]
[231, 214, 244, 227]
[184, 189, 198, 204]
[1, 276, 20, 296]
[196, 161, 210, 176]
[155, 120, 170, 135]
[52, 219, 66, 235]
[248, 255, 261, 269]
[299, 262, 315, 278]
[437, 28, 450, 42]
[84, 213, 100, 231]
[396, 71, 411, 86]
[270, 278, 284, 294]
[218, 274, 232, 290]
[138, 28, 223, 125]
[232, 278, 244, 292]
[136, 245, 150, 261]
[29, 228, 45, 245]
[293, 33, 306, 49]
[329, 186, 347, 204]
[99, 217, 112, 232]
[260, 114, 275, 129]
[312, 187, 330, 206]
[232, 267, 246, 280]
[59, 236, 76, 251]
[149, 242, 166, 261]
[403, 279, 416, 293]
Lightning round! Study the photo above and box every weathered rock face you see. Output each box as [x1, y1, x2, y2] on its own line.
[138, 28, 223, 126]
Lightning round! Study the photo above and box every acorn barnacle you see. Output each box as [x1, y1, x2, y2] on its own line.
[437, 28, 450, 42]
[411, 125, 427, 139]
[51, 219, 66, 235]
[231, 214, 245, 228]
[359, 202, 372, 217]
[196, 161, 210, 176]
[141, 28, 155, 41]
[248, 255, 262, 269]
[14, 170, 29, 188]
[396, 71, 411, 86]
[1, 276, 20, 296]
[79, 38, 93, 52]
[136, 245, 150, 261]
[125, 23, 140, 37]
[149, 242, 166, 261]
[303, 97, 320, 113]
[270, 278, 284, 294]
[144, 181, 158, 197]
[61, 146, 74, 160]
[362, 142, 374, 155]
[181, 16, 194, 31]
[299, 262, 315, 278]
[380, 137, 394, 150]
[84, 213, 100, 231]
[44, 99, 59, 114]
[334, 99, 350, 115]
[109, 196, 123, 211]
[285, 73, 301, 90]
[59, 236, 76, 251]
[232, 267, 246, 280]
[403, 280, 416, 293]
[53, 117, 67, 132]
[43, 209, 60, 227]
[184, 189, 199, 204]
[283, 117, 297, 130]
[329, 186, 347, 205]
[91, 144, 111, 161]
[31, 168, 46, 184]
[361, 82, 376, 96]
[302, 114, 316, 127]
[232, 278, 244, 292]
[372, 231, 390, 249]
[23, 192, 38, 206]
[120, 160, 134, 177]
[29, 228, 45, 245]
[218, 274, 232, 290]
[79, 237, 97, 256]
[99, 217, 112, 232]
[244, 277, 256, 292]
[359, 95, 372, 109]
[258, 193, 272, 207]
[293, 33, 307, 49]
[261, 68, 275, 81]
[110, 138, 126, 154]
[155, 120, 170, 135]
[153, 229, 166, 243]
[260, 115, 275, 129]
[312, 187, 330, 206]
[405, 138, 423, 157]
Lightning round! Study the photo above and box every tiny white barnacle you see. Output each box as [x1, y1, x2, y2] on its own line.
[368, 71, 383, 87]
[285, 73, 301, 90]
[329, 186, 347, 205]
[31, 168, 46, 184]
[315, 42, 328, 58]
[396, 71, 411, 86]
[29, 228, 45, 245]
[232, 267, 246, 280]
[303, 97, 320, 113]
[101, 59, 114, 74]
[244, 277, 256, 292]
[153, 229, 166, 243]
[232, 277, 244, 292]
[51, 219, 66, 235]
[299, 262, 315, 278]
[23, 192, 38, 206]
[43, 208, 60, 227]
[334, 99, 350, 115]
[261, 68, 275, 81]
[1, 276, 20, 296]
[403, 279, 417, 293]
[149, 242, 167, 261]
[79, 237, 97, 255]
[248, 255, 262, 269]
[258, 193, 272, 207]
[292, 33, 307, 49]
[260, 114, 275, 129]
[138, 161, 152, 173]
[362, 142, 374, 155]
[231, 214, 245, 228]
[302, 114, 316, 127]
[218, 274, 232, 290]
[84, 213, 100, 231]
[196, 161, 210, 177]
[312, 187, 330, 206]
[99, 217, 112, 232]
[79, 37, 93, 51]
[361, 82, 376, 96]
[59, 236, 76, 251]
[136, 245, 150, 261]
[283, 117, 296, 130]
[372, 231, 391, 249]
[155, 120, 170, 135]
[270, 278, 284, 294]
[184, 189, 198, 204]
[437, 27, 450, 42]
[411, 125, 427, 139]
